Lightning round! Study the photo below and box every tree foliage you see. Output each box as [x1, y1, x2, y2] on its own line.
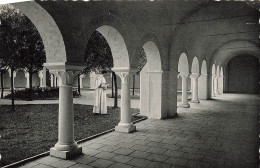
[83, 30, 113, 74]
[0, 5, 45, 87]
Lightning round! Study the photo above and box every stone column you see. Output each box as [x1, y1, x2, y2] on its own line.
[190, 73, 200, 103]
[25, 72, 30, 88]
[50, 70, 82, 159]
[178, 73, 190, 108]
[42, 67, 47, 87]
[50, 74, 54, 87]
[115, 71, 136, 133]
[212, 75, 216, 97]
[8, 69, 16, 90]
[79, 74, 85, 89]
[38, 71, 43, 87]
[89, 72, 96, 89]
[214, 75, 219, 95]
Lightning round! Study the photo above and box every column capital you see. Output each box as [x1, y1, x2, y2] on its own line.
[116, 72, 130, 84]
[51, 70, 81, 86]
[190, 73, 200, 79]
[178, 72, 190, 78]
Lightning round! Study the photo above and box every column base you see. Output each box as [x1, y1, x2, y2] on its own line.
[190, 99, 200, 103]
[178, 103, 190, 108]
[50, 146, 82, 159]
[115, 123, 136, 133]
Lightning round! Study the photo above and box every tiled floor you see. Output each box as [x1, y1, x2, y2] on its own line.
[18, 94, 259, 168]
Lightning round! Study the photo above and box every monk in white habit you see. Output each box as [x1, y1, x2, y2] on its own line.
[93, 70, 108, 115]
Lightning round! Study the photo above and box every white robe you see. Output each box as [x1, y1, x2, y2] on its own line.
[93, 74, 107, 114]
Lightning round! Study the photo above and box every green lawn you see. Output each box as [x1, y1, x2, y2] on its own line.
[0, 104, 140, 166]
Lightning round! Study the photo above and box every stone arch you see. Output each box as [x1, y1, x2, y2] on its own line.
[140, 40, 163, 119]
[178, 53, 189, 73]
[12, 2, 66, 63]
[96, 25, 130, 68]
[201, 60, 207, 75]
[79, 14, 136, 70]
[191, 57, 199, 74]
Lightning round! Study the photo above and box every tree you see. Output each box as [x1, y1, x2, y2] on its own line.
[0, 5, 45, 102]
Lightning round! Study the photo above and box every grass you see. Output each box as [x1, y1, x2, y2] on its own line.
[0, 104, 140, 166]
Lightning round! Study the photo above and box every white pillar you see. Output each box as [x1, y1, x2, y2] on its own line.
[178, 73, 190, 108]
[50, 74, 54, 87]
[38, 71, 43, 87]
[89, 72, 96, 89]
[190, 73, 200, 103]
[42, 67, 47, 87]
[212, 75, 216, 97]
[79, 74, 85, 89]
[214, 75, 219, 95]
[50, 70, 82, 159]
[25, 72, 30, 88]
[115, 71, 136, 133]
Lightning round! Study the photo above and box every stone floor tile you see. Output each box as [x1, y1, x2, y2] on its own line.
[94, 151, 117, 160]
[69, 163, 93, 168]
[87, 143, 104, 150]
[32, 164, 54, 168]
[111, 155, 133, 164]
[130, 144, 150, 152]
[146, 147, 167, 155]
[50, 160, 77, 168]
[129, 151, 151, 159]
[108, 163, 133, 168]
[89, 158, 114, 168]
[163, 150, 184, 158]
[146, 153, 169, 162]
[117, 142, 135, 149]
[71, 154, 97, 165]
[127, 158, 152, 168]
[146, 162, 172, 168]
[19, 162, 40, 168]
[113, 148, 135, 155]
[165, 157, 188, 166]
[99, 145, 120, 152]
[35, 156, 61, 165]
[82, 148, 102, 156]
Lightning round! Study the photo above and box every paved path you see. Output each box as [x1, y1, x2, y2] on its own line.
[13, 94, 260, 168]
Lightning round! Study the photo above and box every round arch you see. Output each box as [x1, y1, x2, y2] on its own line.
[96, 25, 130, 68]
[12, 2, 66, 63]
[178, 53, 189, 73]
[201, 60, 207, 75]
[191, 57, 199, 74]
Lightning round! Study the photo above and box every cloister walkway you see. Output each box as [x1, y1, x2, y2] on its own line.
[16, 94, 259, 168]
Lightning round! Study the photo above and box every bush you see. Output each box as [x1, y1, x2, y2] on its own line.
[4, 87, 80, 100]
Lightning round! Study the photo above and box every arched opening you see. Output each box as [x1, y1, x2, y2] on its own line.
[14, 70, 26, 88]
[226, 55, 259, 93]
[177, 53, 190, 108]
[198, 60, 208, 99]
[140, 41, 162, 119]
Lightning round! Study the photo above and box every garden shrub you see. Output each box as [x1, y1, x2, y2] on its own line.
[4, 87, 80, 100]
